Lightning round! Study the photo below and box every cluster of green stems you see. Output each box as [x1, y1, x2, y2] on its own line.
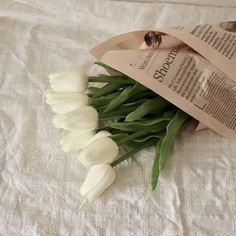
[88, 63, 190, 190]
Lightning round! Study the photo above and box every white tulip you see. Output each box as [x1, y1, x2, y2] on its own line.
[52, 113, 67, 129]
[45, 91, 89, 114]
[80, 164, 116, 201]
[60, 130, 111, 152]
[60, 129, 95, 152]
[86, 130, 111, 146]
[52, 106, 98, 131]
[78, 137, 118, 167]
[49, 67, 88, 92]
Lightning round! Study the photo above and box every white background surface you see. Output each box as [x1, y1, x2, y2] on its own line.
[0, 0, 236, 235]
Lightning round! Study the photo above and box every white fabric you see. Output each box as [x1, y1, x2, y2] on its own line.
[0, 0, 236, 235]
[112, 0, 236, 8]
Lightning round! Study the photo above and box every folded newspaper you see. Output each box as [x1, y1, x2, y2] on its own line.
[91, 21, 236, 140]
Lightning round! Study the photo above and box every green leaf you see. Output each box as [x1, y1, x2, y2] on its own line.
[92, 83, 121, 98]
[106, 115, 174, 132]
[118, 122, 168, 144]
[126, 90, 157, 103]
[110, 133, 129, 142]
[99, 103, 140, 119]
[103, 83, 148, 113]
[88, 86, 100, 94]
[151, 110, 189, 190]
[125, 97, 171, 121]
[134, 132, 165, 142]
[90, 91, 121, 107]
[151, 137, 164, 191]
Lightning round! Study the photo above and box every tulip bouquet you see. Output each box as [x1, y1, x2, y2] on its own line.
[45, 63, 190, 202]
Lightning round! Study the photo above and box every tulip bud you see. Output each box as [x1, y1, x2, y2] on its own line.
[78, 137, 118, 167]
[80, 164, 116, 201]
[60, 130, 111, 152]
[52, 106, 98, 131]
[49, 67, 88, 92]
[45, 91, 89, 114]
[60, 129, 95, 152]
[86, 130, 111, 145]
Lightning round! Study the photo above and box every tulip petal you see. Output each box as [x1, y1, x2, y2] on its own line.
[60, 130, 111, 152]
[48, 69, 67, 81]
[52, 114, 67, 128]
[49, 67, 88, 92]
[63, 106, 98, 131]
[79, 137, 118, 166]
[52, 106, 98, 131]
[60, 129, 95, 152]
[80, 164, 116, 201]
[86, 130, 111, 146]
[50, 102, 81, 114]
[45, 91, 89, 114]
[45, 91, 88, 105]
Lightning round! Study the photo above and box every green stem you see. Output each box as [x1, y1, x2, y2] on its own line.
[88, 76, 133, 84]
[92, 83, 121, 98]
[111, 138, 157, 167]
[120, 129, 152, 143]
[100, 104, 140, 119]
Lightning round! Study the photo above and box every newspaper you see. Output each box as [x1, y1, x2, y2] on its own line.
[90, 21, 236, 139]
